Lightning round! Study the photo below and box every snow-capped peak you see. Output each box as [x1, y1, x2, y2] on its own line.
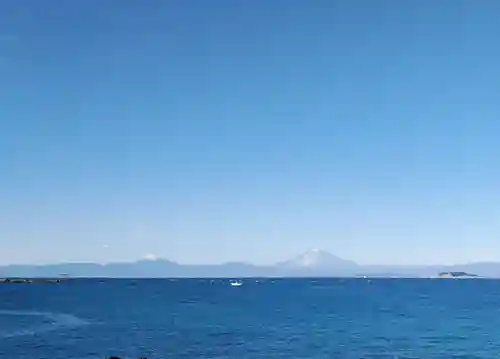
[278, 248, 357, 268]
[142, 254, 159, 261]
[295, 248, 332, 266]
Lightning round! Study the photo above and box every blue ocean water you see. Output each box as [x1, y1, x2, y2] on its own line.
[1, 278, 500, 359]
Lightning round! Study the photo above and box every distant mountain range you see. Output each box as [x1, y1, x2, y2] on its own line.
[1, 249, 500, 278]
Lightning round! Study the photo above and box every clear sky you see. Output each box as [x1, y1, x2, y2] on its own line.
[1, 1, 500, 266]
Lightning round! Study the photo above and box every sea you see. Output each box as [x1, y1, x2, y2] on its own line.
[1, 278, 500, 359]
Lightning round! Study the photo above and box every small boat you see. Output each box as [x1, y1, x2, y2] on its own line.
[230, 281, 243, 287]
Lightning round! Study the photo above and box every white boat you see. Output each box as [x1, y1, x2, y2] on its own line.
[230, 281, 243, 286]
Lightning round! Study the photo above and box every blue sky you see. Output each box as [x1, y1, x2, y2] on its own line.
[1, 1, 500, 266]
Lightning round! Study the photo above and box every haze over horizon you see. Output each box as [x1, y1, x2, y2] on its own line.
[3, 247, 499, 269]
[2, 1, 500, 266]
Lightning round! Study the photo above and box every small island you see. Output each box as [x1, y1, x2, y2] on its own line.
[0, 278, 64, 284]
[437, 271, 479, 278]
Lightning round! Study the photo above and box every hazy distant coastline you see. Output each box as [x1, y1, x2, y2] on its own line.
[2, 249, 500, 278]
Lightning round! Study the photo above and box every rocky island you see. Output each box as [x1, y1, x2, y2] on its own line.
[0, 278, 64, 284]
[437, 271, 479, 278]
